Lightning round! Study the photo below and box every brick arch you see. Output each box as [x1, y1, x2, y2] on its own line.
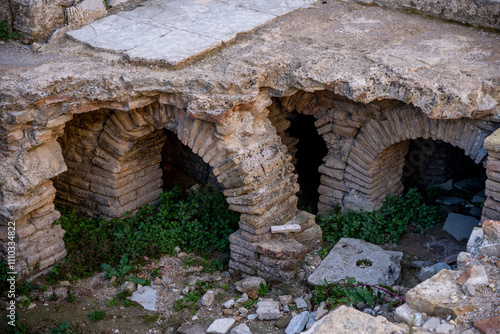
[339, 107, 492, 211]
[53, 98, 322, 280]
[273, 90, 495, 214]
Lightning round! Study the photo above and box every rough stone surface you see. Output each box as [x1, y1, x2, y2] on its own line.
[229, 324, 252, 334]
[393, 304, 423, 326]
[285, 311, 309, 334]
[235, 277, 266, 293]
[129, 286, 157, 311]
[474, 315, 500, 334]
[483, 220, 500, 243]
[308, 238, 403, 286]
[256, 300, 281, 320]
[206, 318, 236, 334]
[406, 270, 461, 316]
[202, 290, 215, 306]
[303, 305, 404, 334]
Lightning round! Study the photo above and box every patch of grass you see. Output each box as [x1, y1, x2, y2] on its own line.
[173, 281, 213, 314]
[311, 277, 404, 312]
[50, 185, 239, 284]
[243, 299, 257, 309]
[88, 310, 105, 323]
[66, 294, 78, 302]
[0, 20, 19, 42]
[318, 188, 441, 245]
[107, 289, 133, 307]
[257, 282, 270, 298]
[181, 256, 229, 274]
[50, 321, 72, 334]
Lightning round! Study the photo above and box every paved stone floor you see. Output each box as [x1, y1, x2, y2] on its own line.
[67, 0, 318, 65]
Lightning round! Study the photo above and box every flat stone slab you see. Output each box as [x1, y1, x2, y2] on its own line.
[129, 286, 157, 311]
[307, 238, 403, 286]
[443, 213, 480, 241]
[67, 0, 318, 65]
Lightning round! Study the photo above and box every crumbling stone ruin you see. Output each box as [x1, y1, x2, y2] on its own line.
[0, 0, 499, 286]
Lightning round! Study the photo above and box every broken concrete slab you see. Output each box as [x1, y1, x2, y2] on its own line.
[307, 238, 402, 286]
[443, 213, 479, 241]
[129, 286, 157, 311]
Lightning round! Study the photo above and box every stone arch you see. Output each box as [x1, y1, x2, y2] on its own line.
[272, 89, 496, 216]
[338, 107, 491, 211]
[53, 96, 322, 281]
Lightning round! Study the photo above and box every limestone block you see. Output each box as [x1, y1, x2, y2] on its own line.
[235, 276, 266, 293]
[256, 300, 280, 320]
[406, 269, 461, 315]
[303, 305, 403, 334]
[207, 318, 235, 334]
[1, 141, 66, 195]
[482, 220, 500, 243]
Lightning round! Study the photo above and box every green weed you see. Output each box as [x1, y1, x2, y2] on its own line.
[0, 20, 19, 42]
[88, 310, 105, 323]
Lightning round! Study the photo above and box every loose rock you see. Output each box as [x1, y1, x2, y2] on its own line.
[207, 318, 236, 334]
[256, 300, 281, 320]
[285, 311, 309, 334]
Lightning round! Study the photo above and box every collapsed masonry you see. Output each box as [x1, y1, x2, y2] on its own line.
[0, 0, 499, 282]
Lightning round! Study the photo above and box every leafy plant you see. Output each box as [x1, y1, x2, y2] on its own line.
[101, 254, 132, 279]
[88, 310, 105, 323]
[0, 20, 19, 42]
[257, 282, 270, 297]
[67, 294, 78, 302]
[50, 321, 71, 334]
[318, 188, 440, 245]
[311, 277, 405, 312]
[52, 185, 239, 283]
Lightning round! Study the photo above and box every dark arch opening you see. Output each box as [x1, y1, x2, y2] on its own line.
[161, 130, 223, 192]
[286, 111, 328, 213]
[402, 138, 486, 217]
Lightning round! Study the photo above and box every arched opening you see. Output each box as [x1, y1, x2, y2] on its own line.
[286, 111, 328, 213]
[402, 138, 486, 218]
[161, 130, 223, 192]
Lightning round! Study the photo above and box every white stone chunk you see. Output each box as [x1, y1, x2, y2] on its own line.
[207, 318, 236, 334]
[271, 224, 301, 233]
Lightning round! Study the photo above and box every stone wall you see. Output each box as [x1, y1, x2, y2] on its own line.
[1, 93, 323, 280]
[275, 90, 498, 214]
[6, 0, 106, 43]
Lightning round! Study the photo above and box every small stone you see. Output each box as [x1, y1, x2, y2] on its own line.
[275, 316, 292, 329]
[474, 315, 500, 334]
[223, 309, 233, 315]
[235, 294, 248, 308]
[436, 323, 455, 333]
[293, 289, 304, 297]
[232, 316, 243, 322]
[316, 302, 328, 319]
[121, 281, 137, 292]
[59, 281, 71, 287]
[153, 277, 162, 286]
[174, 246, 181, 253]
[294, 297, 308, 309]
[207, 318, 236, 334]
[457, 252, 469, 267]
[109, 276, 117, 285]
[394, 304, 423, 326]
[178, 252, 188, 259]
[363, 308, 372, 314]
[28, 303, 36, 310]
[223, 299, 235, 309]
[235, 276, 266, 293]
[202, 290, 215, 306]
[306, 311, 317, 329]
[256, 300, 281, 320]
[31, 42, 42, 52]
[230, 323, 252, 334]
[285, 311, 309, 334]
[279, 295, 293, 306]
[247, 290, 258, 300]
[423, 317, 441, 331]
[187, 277, 200, 286]
[238, 307, 248, 317]
[181, 286, 190, 295]
[283, 305, 290, 312]
[247, 314, 258, 320]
